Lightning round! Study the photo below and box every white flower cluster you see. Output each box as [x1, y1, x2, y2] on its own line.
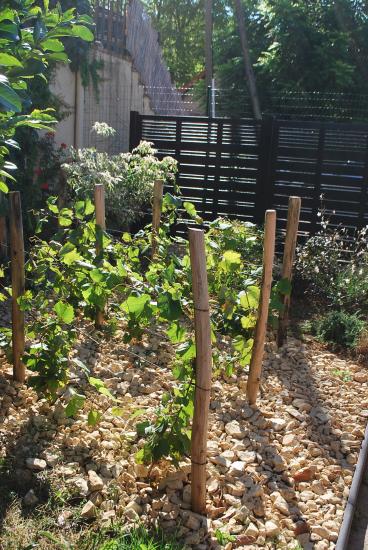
[63, 141, 178, 227]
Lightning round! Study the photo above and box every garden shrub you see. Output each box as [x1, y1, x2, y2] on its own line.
[295, 227, 346, 295]
[295, 213, 368, 314]
[330, 265, 368, 314]
[63, 139, 178, 229]
[315, 311, 366, 349]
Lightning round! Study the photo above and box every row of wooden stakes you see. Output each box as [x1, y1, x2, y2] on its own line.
[3, 183, 301, 515]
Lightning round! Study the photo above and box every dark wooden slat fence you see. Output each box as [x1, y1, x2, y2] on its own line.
[130, 111, 368, 235]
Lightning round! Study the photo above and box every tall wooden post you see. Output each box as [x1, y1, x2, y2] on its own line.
[277, 196, 301, 347]
[9, 191, 25, 383]
[189, 228, 212, 515]
[0, 192, 7, 261]
[94, 184, 106, 328]
[247, 210, 276, 406]
[0, 216, 7, 261]
[151, 179, 164, 259]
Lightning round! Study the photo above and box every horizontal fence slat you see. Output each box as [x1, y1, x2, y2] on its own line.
[131, 112, 368, 236]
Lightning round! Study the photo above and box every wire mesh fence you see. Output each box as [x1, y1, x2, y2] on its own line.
[145, 86, 368, 122]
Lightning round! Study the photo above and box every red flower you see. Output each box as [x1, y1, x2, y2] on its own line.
[40, 182, 49, 190]
[34, 167, 42, 176]
[60, 143, 67, 149]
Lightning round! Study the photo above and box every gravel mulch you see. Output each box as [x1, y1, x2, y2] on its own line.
[0, 325, 367, 550]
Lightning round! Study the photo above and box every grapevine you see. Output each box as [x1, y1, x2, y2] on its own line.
[0, 190, 290, 464]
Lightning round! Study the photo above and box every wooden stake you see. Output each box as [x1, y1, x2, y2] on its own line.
[94, 184, 106, 328]
[189, 228, 212, 515]
[9, 191, 25, 383]
[247, 210, 276, 406]
[0, 192, 7, 261]
[151, 179, 164, 259]
[277, 196, 301, 348]
[0, 215, 7, 261]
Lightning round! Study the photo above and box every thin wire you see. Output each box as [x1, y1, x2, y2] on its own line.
[78, 326, 165, 371]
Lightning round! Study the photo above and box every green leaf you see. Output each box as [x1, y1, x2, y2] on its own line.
[0, 20, 19, 41]
[0, 180, 9, 193]
[58, 208, 73, 226]
[90, 269, 105, 283]
[121, 294, 151, 317]
[0, 53, 22, 67]
[0, 75, 22, 112]
[157, 292, 182, 322]
[54, 301, 74, 324]
[183, 201, 203, 223]
[62, 249, 82, 265]
[241, 315, 257, 329]
[65, 393, 85, 418]
[33, 16, 47, 41]
[47, 199, 59, 213]
[0, 9, 15, 23]
[111, 406, 125, 417]
[136, 420, 150, 437]
[75, 199, 94, 218]
[89, 377, 116, 400]
[47, 52, 69, 62]
[167, 322, 187, 343]
[233, 336, 254, 366]
[41, 38, 64, 52]
[222, 250, 242, 265]
[276, 277, 292, 296]
[135, 448, 149, 464]
[239, 286, 260, 310]
[177, 340, 196, 362]
[49, 25, 93, 41]
[88, 410, 102, 426]
[70, 25, 94, 41]
[163, 192, 181, 209]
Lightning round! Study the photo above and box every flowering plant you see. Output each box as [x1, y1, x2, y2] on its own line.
[63, 141, 178, 228]
[296, 207, 368, 314]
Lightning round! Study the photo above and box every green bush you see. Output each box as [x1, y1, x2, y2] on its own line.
[330, 265, 368, 314]
[63, 140, 178, 229]
[295, 213, 368, 316]
[315, 311, 366, 349]
[295, 232, 345, 294]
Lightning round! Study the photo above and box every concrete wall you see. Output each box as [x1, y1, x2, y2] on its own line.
[50, 46, 154, 153]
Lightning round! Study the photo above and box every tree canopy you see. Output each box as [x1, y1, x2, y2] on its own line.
[143, 0, 368, 116]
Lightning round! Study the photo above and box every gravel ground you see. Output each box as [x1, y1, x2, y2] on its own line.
[0, 325, 368, 550]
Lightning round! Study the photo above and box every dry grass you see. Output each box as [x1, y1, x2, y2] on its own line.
[1, 499, 59, 550]
[0, 471, 84, 550]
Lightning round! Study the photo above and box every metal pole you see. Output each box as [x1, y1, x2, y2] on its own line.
[211, 77, 216, 118]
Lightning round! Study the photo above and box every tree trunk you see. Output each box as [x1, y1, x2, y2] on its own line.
[233, 0, 261, 120]
[205, 0, 213, 91]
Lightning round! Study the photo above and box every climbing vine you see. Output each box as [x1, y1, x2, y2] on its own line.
[0, 192, 290, 463]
